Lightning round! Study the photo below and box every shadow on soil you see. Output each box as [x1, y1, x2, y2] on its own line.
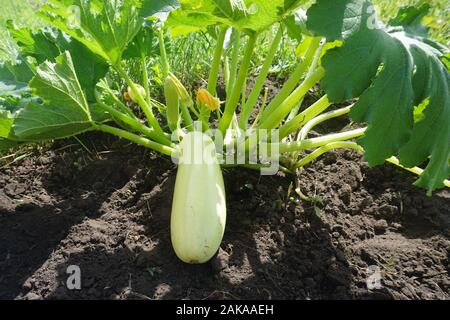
[0, 149, 140, 298]
[45, 170, 364, 300]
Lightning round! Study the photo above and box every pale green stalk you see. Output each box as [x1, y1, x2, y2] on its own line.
[386, 157, 450, 188]
[96, 124, 175, 156]
[115, 65, 169, 145]
[94, 91, 163, 143]
[295, 142, 363, 169]
[224, 56, 230, 95]
[250, 87, 269, 130]
[101, 82, 136, 118]
[239, 25, 283, 129]
[286, 39, 324, 121]
[278, 94, 331, 138]
[279, 128, 367, 153]
[180, 103, 194, 130]
[259, 67, 325, 130]
[299, 105, 353, 140]
[259, 37, 322, 122]
[208, 27, 227, 96]
[218, 33, 258, 135]
[159, 28, 170, 79]
[141, 55, 151, 105]
[227, 29, 241, 96]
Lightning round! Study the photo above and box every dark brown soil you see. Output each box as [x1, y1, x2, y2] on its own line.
[0, 133, 449, 300]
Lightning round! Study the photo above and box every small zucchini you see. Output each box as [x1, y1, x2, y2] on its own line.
[164, 76, 180, 131]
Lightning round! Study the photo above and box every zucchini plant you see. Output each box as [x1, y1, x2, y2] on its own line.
[0, 0, 449, 263]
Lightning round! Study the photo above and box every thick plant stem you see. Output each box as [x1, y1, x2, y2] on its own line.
[288, 104, 353, 165]
[141, 55, 151, 105]
[102, 83, 136, 118]
[241, 77, 247, 107]
[224, 57, 230, 95]
[239, 25, 283, 129]
[259, 67, 325, 130]
[279, 128, 367, 153]
[386, 157, 450, 188]
[287, 40, 324, 121]
[251, 87, 269, 129]
[260, 37, 322, 122]
[96, 124, 175, 156]
[295, 142, 363, 169]
[218, 33, 258, 135]
[115, 65, 169, 145]
[208, 27, 227, 96]
[227, 29, 241, 96]
[278, 94, 331, 138]
[159, 29, 170, 79]
[180, 103, 194, 131]
[94, 92, 165, 143]
[299, 105, 353, 140]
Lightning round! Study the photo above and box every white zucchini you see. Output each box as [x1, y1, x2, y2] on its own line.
[171, 132, 227, 264]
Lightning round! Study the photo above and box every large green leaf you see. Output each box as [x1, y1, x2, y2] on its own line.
[123, 23, 160, 59]
[68, 40, 110, 102]
[283, 8, 308, 42]
[6, 22, 109, 102]
[14, 101, 94, 140]
[140, 0, 180, 22]
[0, 110, 14, 138]
[307, 0, 450, 193]
[166, 0, 306, 36]
[397, 41, 450, 194]
[0, 139, 19, 151]
[0, 94, 35, 115]
[0, 110, 24, 152]
[0, 59, 34, 85]
[306, 0, 374, 42]
[0, 60, 35, 113]
[38, 0, 143, 65]
[389, 4, 430, 38]
[6, 21, 64, 64]
[165, 0, 225, 36]
[14, 52, 94, 140]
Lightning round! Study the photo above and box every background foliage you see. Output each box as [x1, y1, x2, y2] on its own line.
[1, 0, 448, 69]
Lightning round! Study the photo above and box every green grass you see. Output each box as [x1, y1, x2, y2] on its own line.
[0, 0, 45, 61]
[0, 0, 43, 26]
[374, 0, 449, 46]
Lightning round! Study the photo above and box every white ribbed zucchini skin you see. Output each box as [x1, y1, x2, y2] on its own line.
[171, 132, 227, 264]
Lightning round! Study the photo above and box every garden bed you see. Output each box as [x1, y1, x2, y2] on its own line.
[1, 133, 449, 300]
